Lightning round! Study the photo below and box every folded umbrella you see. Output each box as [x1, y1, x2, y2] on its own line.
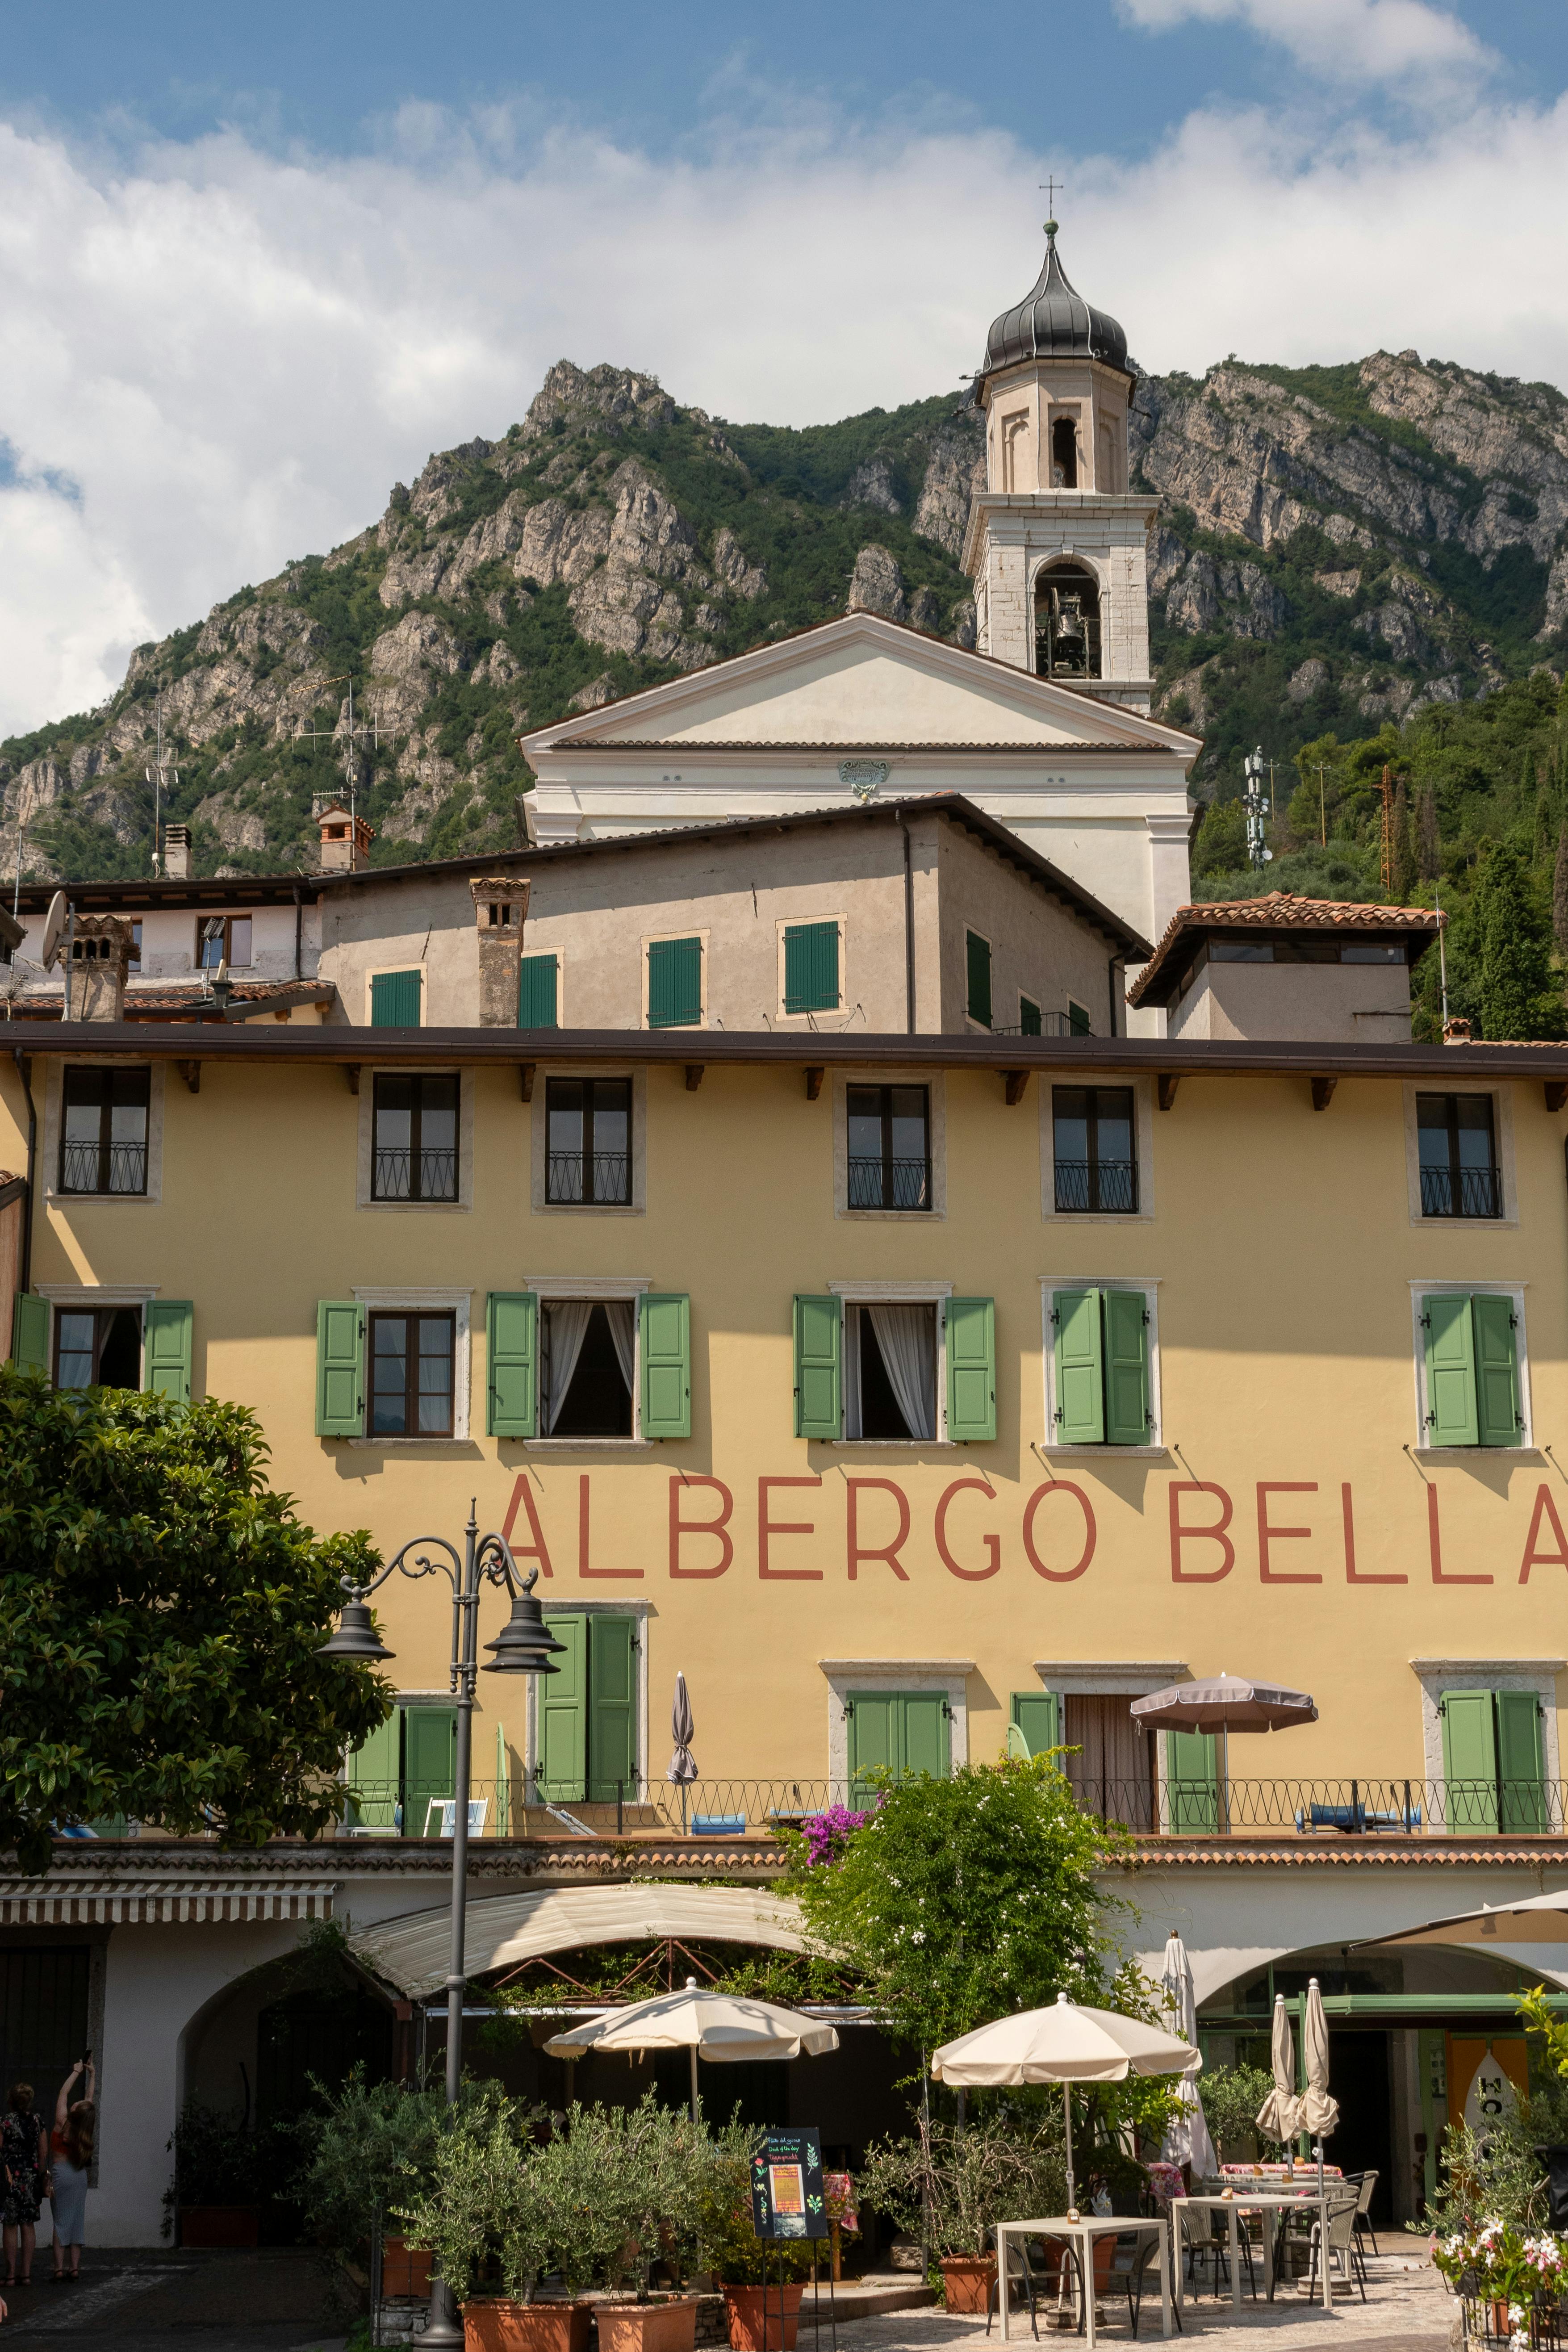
[1300, 1978, 1339, 2192]
[1159, 1930, 1218, 2177]
[1255, 1992, 1300, 2144]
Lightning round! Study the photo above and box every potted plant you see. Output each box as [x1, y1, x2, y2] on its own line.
[698, 2126, 817, 2351]
[860, 2113, 1068, 2314]
[165, 2100, 269, 2247]
[293, 2067, 450, 2300]
[399, 2095, 587, 2352]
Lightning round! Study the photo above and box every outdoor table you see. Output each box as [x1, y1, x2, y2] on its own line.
[994, 2213, 1171, 2347]
[1171, 2191, 1333, 2314]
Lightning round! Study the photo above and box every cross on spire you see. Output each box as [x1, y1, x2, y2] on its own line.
[1039, 176, 1062, 225]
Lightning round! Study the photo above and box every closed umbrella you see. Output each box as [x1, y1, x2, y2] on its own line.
[668, 1671, 698, 1831]
[544, 1977, 840, 2122]
[1132, 1674, 1317, 1829]
[1159, 1931, 1217, 2179]
[1255, 1993, 1300, 2146]
[1300, 1979, 1339, 2192]
[932, 1992, 1199, 2214]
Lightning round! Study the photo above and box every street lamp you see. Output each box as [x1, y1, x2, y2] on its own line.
[318, 1501, 562, 2348]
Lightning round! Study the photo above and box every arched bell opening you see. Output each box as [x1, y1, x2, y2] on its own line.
[1050, 415, 1079, 488]
[1035, 562, 1102, 679]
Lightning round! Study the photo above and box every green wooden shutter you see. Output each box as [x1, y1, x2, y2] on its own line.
[539, 1613, 588, 1801]
[518, 953, 559, 1030]
[1020, 998, 1041, 1037]
[945, 1297, 996, 1443]
[784, 922, 840, 1015]
[588, 1615, 637, 1802]
[1497, 1690, 1547, 1833]
[1167, 1728, 1220, 1832]
[1069, 1001, 1091, 1037]
[793, 1295, 841, 1441]
[405, 1706, 457, 1839]
[347, 1712, 401, 1833]
[848, 1692, 897, 1801]
[648, 937, 702, 1028]
[10, 1294, 49, 1375]
[486, 1292, 538, 1439]
[370, 969, 422, 1028]
[1010, 1691, 1062, 1761]
[1053, 1288, 1104, 1444]
[143, 1298, 193, 1404]
[966, 931, 992, 1027]
[900, 1692, 950, 1780]
[640, 1293, 691, 1440]
[1441, 1690, 1499, 1833]
[315, 1300, 365, 1437]
[1104, 1289, 1150, 1445]
[1473, 1295, 1522, 1447]
[1424, 1292, 1478, 1447]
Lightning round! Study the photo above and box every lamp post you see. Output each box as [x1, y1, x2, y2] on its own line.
[318, 1501, 562, 2349]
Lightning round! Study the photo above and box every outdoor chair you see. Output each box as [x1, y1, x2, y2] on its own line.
[987, 2232, 1045, 2340]
[1108, 2232, 1181, 2339]
[1293, 1801, 1422, 1834]
[1343, 2170, 1380, 2260]
[1306, 2198, 1367, 2303]
[1180, 2210, 1255, 2302]
[426, 1797, 488, 1837]
[690, 1813, 748, 1836]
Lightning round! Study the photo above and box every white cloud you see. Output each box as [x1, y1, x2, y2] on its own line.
[1115, 0, 1492, 86]
[0, 80, 1565, 740]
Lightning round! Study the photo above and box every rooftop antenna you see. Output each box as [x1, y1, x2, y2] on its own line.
[297, 675, 378, 837]
[144, 696, 178, 879]
[1435, 881, 1450, 1028]
[1242, 746, 1273, 872]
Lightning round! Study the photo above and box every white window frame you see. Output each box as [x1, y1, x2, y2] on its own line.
[35, 1283, 160, 1387]
[1040, 1277, 1163, 1455]
[1411, 1657, 1565, 1824]
[774, 912, 848, 1025]
[642, 925, 709, 1032]
[832, 1067, 946, 1222]
[1041, 1072, 1154, 1225]
[1403, 1079, 1518, 1229]
[523, 1272, 655, 1452]
[42, 1060, 166, 1207]
[522, 1596, 655, 1804]
[819, 1657, 974, 1790]
[531, 1066, 647, 1218]
[364, 960, 427, 1028]
[828, 1277, 952, 1446]
[1409, 1278, 1533, 1453]
[349, 1285, 472, 1446]
[358, 1066, 474, 1213]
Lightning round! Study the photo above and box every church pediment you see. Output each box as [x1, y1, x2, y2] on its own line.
[519, 615, 1198, 761]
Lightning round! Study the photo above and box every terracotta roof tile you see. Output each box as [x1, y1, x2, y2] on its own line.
[1127, 891, 1443, 1008]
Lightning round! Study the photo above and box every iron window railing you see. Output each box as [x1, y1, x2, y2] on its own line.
[1054, 1158, 1137, 1214]
[372, 1147, 457, 1202]
[59, 1139, 147, 1196]
[1420, 1164, 1501, 1219]
[547, 1151, 631, 1205]
[847, 1155, 929, 1211]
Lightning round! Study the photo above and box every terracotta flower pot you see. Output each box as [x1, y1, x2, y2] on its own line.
[722, 2282, 805, 2350]
[597, 2297, 701, 2352]
[464, 2301, 593, 2352]
[940, 2257, 996, 2314]
[381, 2236, 434, 2298]
[179, 2205, 261, 2248]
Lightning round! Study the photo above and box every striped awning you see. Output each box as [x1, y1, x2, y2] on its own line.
[0, 1879, 337, 1925]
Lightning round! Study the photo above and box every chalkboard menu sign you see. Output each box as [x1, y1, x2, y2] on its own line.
[750, 2126, 826, 2240]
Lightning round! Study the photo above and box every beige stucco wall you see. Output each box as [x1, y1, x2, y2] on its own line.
[9, 898, 321, 982]
[1171, 962, 1414, 1044]
[932, 816, 1118, 1035]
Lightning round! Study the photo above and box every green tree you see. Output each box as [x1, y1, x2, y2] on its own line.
[1555, 827, 1568, 961]
[0, 1376, 390, 1869]
[1472, 841, 1565, 1040]
[1192, 797, 1247, 879]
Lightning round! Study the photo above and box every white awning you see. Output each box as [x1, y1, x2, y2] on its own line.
[0, 1879, 337, 1925]
[357, 1883, 809, 1997]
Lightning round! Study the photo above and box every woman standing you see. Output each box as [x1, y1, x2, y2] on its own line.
[48, 2061, 94, 2284]
[0, 2082, 47, 2289]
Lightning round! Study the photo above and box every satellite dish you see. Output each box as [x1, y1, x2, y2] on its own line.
[40, 892, 68, 970]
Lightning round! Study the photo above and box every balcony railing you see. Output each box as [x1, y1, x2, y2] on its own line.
[59, 1139, 147, 1196]
[372, 1147, 458, 1202]
[546, 1151, 630, 1206]
[1421, 1164, 1501, 1218]
[847, 1155, 930, 1211]
[1054, 1158, 1137, 1214]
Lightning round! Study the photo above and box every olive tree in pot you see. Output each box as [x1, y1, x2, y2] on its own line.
[397, 2097, 582, 2352]
[696, 2124, 818, 2352]
[859, 2113, 1068, 2313]
[555, 2095, 708, 2352]
[293, 2068, 450, 2299]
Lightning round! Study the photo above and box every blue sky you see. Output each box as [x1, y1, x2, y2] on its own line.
[0, 0, 1565, 739]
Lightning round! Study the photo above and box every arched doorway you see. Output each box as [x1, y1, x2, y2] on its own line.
[1035, 564, 1101, 679]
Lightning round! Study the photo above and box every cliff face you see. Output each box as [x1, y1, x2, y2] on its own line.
[5, 348, 1565, 882]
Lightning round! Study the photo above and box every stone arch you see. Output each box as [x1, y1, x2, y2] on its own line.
[1032, 555, 1104, 681]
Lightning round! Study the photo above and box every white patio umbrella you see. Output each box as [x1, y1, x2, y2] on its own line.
[932, 1992, 1199, 2214]
[1255, 1993, 1300, 2146]
[1300, 1979, 1339, 2192]
[1158, 1931, 1218, 2178]
[668, 1672, 698, 1831]
[544, 1977, 840, 2122]
[1354, 1887, 1568, 1947]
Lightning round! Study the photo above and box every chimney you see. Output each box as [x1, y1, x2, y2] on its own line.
[1443, 1016, 1473, 1045]
[66, 916, 134, 1022]
[317, 802, 375, 874]
[470, 876, 531, 1026]
[163, 824, 191, 882]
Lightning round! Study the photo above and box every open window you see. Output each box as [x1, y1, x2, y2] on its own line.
[846, 1302, 938, 1440]
[543, 1299, 636, 1438]
[793, 1293, 994, 1444]
[1035, 564, 1101, 679]
[1050, 415, 1078, 489]
[55, 1305, 143, 1391]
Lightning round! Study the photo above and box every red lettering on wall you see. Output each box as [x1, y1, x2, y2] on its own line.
[1428, 1482, 1491, 1584]
[1169, 1482, 1234, 1582]
[1519, 1484, 1568, 1582]
[500, 1474, 554, 1578]
[1343, 1481, 1405, 1583]
[934, 1479, 1001, 1581]
[579, 1472, 640, 1578]
[846, 1478, 911, 1581]
[758, 1477, 823, 1580]
[668, 1475, 734, 1579]
[1257, 1482, 1320, 1583]
[1021, 1482, 1096, 1582]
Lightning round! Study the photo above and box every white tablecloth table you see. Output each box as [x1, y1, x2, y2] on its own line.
[993, 2214, 1172, 2347]
[1170, 2191, 1333, 2313]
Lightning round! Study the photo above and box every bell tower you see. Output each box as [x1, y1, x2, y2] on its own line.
[961, 221, 1158, 711]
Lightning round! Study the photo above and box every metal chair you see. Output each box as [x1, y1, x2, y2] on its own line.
[1306, 2199, 1367, 2304]
[987, 2232, 1044, 2341]
[1345, 2169, 1380, 2260]
[1181, 2210, 1255, 2302]
[1108, 2232, 1181, 2339]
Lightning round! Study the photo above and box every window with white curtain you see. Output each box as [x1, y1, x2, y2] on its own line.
[845, 1300, 938, 1441]
[542, 1298, 637, 1437]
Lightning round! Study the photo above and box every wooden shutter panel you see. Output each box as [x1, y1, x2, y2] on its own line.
[1104, 1289, 1151, 1445]
[486, 1293, 538, 1439]
[1010, 1691, 1062, 1761]
[1472, 1294, 1522, 1447]
[404, 1706, 457, 1840]
[784, 922, 839, 1015]
[1167, 1728, 1220, 1832]
[966, 931, 992, 1027]
[847, 1691, 897, 1798]
[900, 1692, 950, 1780]
[143, 1299, 193, 1404]
[648, 937, 702, 1028]
[945, 1297, 996, 1443]
[588, 1615, 637, 1802]
[1424, 1292, 1478, 1446]
[370, 969, 422, 1028]
[347, 1711, 402, 1832]
[640, 1293, 691, 1440]
[316, 1300, 365, 1437]
[539, 1613, 588, 1801]
[1053, 1288, 1105, 1444]
[793, 1295, 841, 1440]
[517, 954, 559, 1030]
[10, 1294, 49, 1376]
[1441, 1689, 1499, 1833]
[1497, 1690, 1547, 1832]
[1020, 998, 1042, 1037]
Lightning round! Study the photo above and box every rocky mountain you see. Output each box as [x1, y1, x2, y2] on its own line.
[4, 348, 1566, 883]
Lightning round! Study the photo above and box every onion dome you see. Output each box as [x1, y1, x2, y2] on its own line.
[978, 221, 1131, 387]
